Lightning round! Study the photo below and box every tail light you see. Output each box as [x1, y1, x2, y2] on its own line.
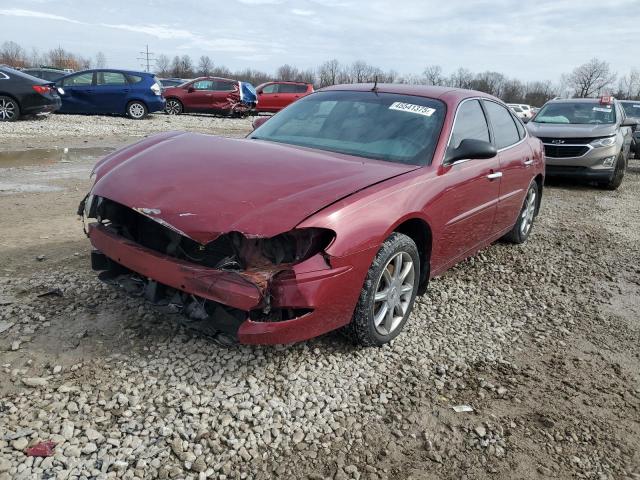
[150, 82, 161, 96]
[32, 85, 51, 95]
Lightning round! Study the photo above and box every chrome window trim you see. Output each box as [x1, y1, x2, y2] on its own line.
[443, 97, 528, 165]
[0, 72, 9, 80]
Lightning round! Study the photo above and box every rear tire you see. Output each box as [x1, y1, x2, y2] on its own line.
[165, 99, 183, 115]
[502, 180, 539, 244]
[599, 153, 625, 190]
[0, 96, 20, 122]
[127, 101, 148, 120]
[348, 232, 420, 347]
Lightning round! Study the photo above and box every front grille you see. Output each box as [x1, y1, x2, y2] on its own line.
[95, 197, 239, 269]
[538, 137, 596, 145]
[543, 144, 590, 158]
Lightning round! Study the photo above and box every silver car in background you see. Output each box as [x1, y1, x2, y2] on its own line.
[527, 97, 636, 190]
[619, 100, 640, 157]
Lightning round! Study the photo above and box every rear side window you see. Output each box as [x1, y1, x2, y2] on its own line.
[483, 100, 520, 149]
[261, 84, 277, 94]
[127, 75, 143, 84]
[63, 72, 94, 87]
[96, 72, 127, 86]
[279, 84, 301, 93]
[213, 80, 235, 91]
[513, 114, 526, 139]
[449, 100, 490, 148]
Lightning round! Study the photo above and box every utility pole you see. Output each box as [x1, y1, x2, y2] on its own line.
[137, 45, 155, 72]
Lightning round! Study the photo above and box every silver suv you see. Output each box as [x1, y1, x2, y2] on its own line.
[527, 97, 636, 189]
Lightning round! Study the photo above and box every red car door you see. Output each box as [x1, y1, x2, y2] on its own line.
[482, 100, 532, 233]
[431, 99, 500, 270]
[211, 80, 238, 112]
[258, 83, 278, 112]
[275, 83, 301, 109]
[186, 79, 215, 111]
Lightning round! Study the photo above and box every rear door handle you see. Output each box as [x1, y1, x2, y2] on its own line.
[524, 158, 533, 166]
[487, 172, 503, 180]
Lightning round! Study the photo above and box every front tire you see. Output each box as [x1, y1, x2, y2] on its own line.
[127, 101, 148, 120]
[349, 232, 420, 347]
[0, 96, 20, 122]
[502, 180, 539, 244]
[599, 153, 626, 190]
[165, 99, 183, 115]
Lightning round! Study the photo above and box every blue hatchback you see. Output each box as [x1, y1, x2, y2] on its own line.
[55, 69, 165, 119]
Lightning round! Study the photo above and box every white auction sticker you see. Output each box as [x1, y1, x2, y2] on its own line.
[593, 107, 612, 112]
[389, 102, 436, 117]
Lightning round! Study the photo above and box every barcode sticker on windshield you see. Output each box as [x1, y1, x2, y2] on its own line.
[593, 107, 611, 112]
[389, 102, 436, 117]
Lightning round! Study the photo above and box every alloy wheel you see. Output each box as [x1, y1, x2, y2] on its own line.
[129, 103, 146, 119]
[372, 251, 415, 336]
[165, 100, 181, 115]
[0, 98, 17, 121]
[520, 187, 536, 236]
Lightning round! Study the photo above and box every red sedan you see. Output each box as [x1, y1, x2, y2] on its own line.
[80, 85, 544, 346]
[256, 81, 313, 112]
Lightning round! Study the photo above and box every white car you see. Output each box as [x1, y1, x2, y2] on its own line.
[507, 103, 533, 121]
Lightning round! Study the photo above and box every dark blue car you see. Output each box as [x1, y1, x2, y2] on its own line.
[55, 69, 165, 119]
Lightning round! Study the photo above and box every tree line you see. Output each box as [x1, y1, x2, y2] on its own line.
[2, 40, 638, 105]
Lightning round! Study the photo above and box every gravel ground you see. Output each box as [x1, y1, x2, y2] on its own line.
[0, 113, 254, 150]
[0, 117, 638, 479]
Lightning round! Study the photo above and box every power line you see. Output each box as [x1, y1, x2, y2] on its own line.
[136, 45, 155, 72]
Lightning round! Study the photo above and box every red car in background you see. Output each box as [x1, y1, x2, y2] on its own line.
[79, 85, 544, 346]
[163, 77, 255, 116]
[256, 81, 313, 112]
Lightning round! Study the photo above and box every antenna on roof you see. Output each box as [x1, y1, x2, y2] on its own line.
[371, 75, 378, 93]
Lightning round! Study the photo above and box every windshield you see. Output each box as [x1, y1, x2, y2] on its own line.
[622, 102, 640, 118]
[249, 91, 446, 165]
[534, 102, 616, 124]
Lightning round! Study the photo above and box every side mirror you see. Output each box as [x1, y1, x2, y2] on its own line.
[187, 87, 195, 93]
[621, 118, 638, 130]
[252, 116, 270, 130]
[445, 139, 497, 165]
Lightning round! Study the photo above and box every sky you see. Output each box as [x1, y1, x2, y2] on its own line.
[1, 0, 638, 82]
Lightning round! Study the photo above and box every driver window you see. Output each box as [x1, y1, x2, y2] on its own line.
[63, 72, 93, 87]
[262, 84, 278, 94]
[192, 80, 213, 90]
[450, 100, 490, 149]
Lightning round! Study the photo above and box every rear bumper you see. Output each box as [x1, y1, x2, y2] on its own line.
[23, 96, 61, 115]
[88, 223, 367, 344]
[145, 97, 166, 113]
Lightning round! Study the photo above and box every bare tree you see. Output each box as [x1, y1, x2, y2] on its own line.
[28, 47, 43, 68]
[617, 69, 640, 99]
[155, 54, 170, 76]
[448, 67, 474, 89]
[198, 55, 213, 76]
[179, 55, 194, 78]
[471, 71, 506, 97]
[423, 65, 444, 86]
[567, 58, 616, 97]
[276, 64, 300, 81]
[317, 59, 341, 87]
[0, 41, 27, 67]
[524, 81, 557, 107]
[501, 78, 525, 104]
[95, 51, 107, 68]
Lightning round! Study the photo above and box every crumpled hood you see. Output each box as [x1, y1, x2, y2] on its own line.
[91, 132, 418, 244]
[527, 122, 617, 139]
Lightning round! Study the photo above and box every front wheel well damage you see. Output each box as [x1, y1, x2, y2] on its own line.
[393, 218, 432, 295]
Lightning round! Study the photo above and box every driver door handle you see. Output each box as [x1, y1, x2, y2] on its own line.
[487, 171, 503, 180]
[524, 158, 533, 166]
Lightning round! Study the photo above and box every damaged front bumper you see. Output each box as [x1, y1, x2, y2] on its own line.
[87, 222, 366, 344]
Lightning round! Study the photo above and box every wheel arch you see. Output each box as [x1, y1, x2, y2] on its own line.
[0, 92, 21, 107]
[393, 217, 432, 294]
[534, 173, 543, 215]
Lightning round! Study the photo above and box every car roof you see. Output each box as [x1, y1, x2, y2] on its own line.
[619, 99, 640, 103]
[546, 98, 610, 104]
[193, 76, 238, 83]
[320, 83, 500, 103]
[61, 68, 153, 77]
[23, 67, 66, 72]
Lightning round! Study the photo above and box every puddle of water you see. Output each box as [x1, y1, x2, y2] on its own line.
[0, 147, 113, 169]
[0, 147, 114, 195]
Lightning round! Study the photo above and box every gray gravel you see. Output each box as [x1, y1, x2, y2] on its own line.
[0, 131, 639, 479]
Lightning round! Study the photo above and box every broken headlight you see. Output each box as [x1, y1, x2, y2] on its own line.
[231, 228, 335, 268]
